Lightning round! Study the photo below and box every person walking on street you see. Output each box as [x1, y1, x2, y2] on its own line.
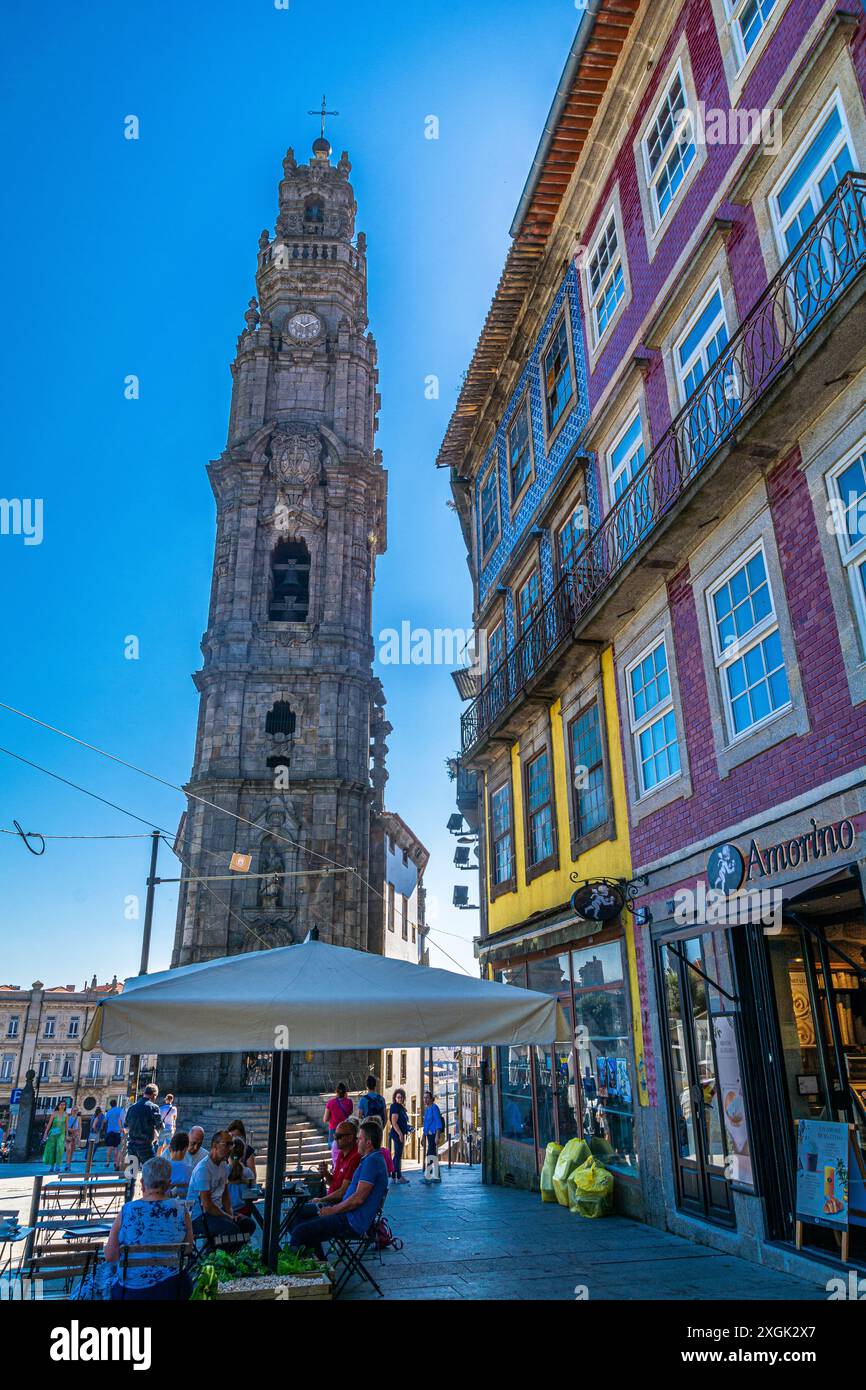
[63, 1107, 82, 1171]
[87, 1107, 106, 1161]
[388, 1088, 411, 1184]
[423, 1091, 444, 1159]
[357, 1075, 387, 1128]
[42, 1102, 68, 1174]
[323, 1083, 353, 1147]
[103, 1100, 127, 1171]
[156, 1093, 177, 1156]
[124, 1084, 162, 1176]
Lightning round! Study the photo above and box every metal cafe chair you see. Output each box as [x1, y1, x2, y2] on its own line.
[327, 1198, 390, 1299]
[115, 1242, 192, 1300]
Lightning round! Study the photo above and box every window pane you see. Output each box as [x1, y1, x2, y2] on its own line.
[509, 405, 532, 498]
[571, 704, 607, 835]
[544, 319, 574, 431]
[571, 940, 638, 1174]
[498, 1044, 535, 1144]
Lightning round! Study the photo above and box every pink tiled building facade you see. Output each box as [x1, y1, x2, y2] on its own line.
[443, 0, 866, 1281]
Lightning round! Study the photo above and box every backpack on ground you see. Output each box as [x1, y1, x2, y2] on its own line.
[373, 1217, 403, 1252]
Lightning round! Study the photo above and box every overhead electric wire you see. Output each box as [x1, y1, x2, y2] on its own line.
[0, 703, 476, 974]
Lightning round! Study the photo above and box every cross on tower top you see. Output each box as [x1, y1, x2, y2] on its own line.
[308, 94, 339, 142]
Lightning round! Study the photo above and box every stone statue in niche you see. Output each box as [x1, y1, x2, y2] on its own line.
[256, 800, 299, 912]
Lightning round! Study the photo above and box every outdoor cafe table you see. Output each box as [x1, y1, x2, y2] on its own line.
[42, 1178, 129, 1216]
[246, 1174, 326, 1241]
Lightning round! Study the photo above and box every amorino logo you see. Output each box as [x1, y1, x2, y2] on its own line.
[50, 1322, 151, 1370]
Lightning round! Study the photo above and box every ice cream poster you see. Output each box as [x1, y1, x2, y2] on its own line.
[795, 1119, 849, 1230]
[713, 1016, 752, 1186]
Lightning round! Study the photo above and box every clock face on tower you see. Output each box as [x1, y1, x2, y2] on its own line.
[287, 311, 321, 343]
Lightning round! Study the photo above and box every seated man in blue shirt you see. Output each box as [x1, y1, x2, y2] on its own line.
[290, 1118, 388, 1259]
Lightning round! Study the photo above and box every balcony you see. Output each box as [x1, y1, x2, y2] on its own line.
[461, 172, 866, 756]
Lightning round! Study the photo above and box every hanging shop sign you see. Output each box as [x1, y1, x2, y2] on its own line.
[706, 818, 856, 890]
[570, 880, 625, 923]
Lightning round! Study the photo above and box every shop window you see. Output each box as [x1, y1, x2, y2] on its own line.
[498, 1044, 535, 1145]
[826, 443, 866, 656]
[542, 318, 574, 436]
[524, 749, 555, 872]
[707, 542, 791, 740]
[642, 63, 696, 228]
[479, 462, 501, 557]
[572, 939, 639, 1175]
[488, 780, 515, 892]
[507, 399, 533, 505]
[568, 701, 608, 838]
[627, 637, 681, 795]
[527, 955, 579, 1150]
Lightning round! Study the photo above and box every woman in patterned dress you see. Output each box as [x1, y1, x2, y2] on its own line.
[101, 1155, 194, 1300]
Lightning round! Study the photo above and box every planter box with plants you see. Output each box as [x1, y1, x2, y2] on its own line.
[190, 1245, 331, 1301]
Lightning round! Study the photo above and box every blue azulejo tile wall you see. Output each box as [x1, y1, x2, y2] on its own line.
[476, 265, 590, 612]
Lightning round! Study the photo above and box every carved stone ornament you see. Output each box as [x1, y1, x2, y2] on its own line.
[270, 426, 321, 488]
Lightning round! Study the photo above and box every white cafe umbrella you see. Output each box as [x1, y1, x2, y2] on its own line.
[83, 937, 568, 1053]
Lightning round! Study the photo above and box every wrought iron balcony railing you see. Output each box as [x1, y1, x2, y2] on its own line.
[461, 172, 866, 754]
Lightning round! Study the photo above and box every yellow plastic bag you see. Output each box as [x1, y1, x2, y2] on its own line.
[552, 1137, 592, 1206]
[540, 1142, 562, 1203]
[567, 1158, 614, 1218]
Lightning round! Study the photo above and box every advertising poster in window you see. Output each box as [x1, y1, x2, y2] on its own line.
[713, 1015, 752, 1186]
[795, 1119, 849, 1230]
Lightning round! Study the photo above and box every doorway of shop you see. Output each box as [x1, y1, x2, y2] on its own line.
[657, 936, 738, 1226]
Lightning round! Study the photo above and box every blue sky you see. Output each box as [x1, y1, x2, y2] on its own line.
[0, 0, 579, 985]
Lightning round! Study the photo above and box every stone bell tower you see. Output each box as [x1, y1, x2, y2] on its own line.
[168, 128, 387, 1095]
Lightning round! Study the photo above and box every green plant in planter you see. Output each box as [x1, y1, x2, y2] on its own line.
[276, 1245, 329, 1278]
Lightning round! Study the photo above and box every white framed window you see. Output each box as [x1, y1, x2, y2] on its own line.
[6, 1017, 19, 1039]
[61, 1056, 74, 1081]
[642, 62, 697, 228]
[675, 282, 731, 405]
[707, 542, 791, 740]
[67, 1017, 80, 1038]
[114, 1056, 126, 1079]
[38, 1057, 50, 1081]
[0, 1055, 13, 1081]
[586, 211, 625, 344]
[725, 0, 780, 69]
[43, 1017, 56, 1039]
[770, 93, 855, 258]
[607, 412, 646, 501]
[627, 638, 682, 796]
[827, 442, 866, 653]
[88, 1053, 102, 1080]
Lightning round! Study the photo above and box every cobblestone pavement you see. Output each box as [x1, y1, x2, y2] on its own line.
[341, 1164, 827, 1301]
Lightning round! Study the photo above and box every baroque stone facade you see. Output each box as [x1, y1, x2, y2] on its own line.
[167, 133, 387, 1094]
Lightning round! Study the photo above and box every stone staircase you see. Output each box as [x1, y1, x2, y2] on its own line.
[175, 1093, 332, 1171]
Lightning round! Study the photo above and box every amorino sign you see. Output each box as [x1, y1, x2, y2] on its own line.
[707, 817, 857, 890]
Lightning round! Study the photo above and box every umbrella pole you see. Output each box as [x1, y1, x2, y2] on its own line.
[261, 1049, 291, 1271]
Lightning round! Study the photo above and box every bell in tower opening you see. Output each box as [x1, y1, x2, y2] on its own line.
[162, 125, 387, 1099]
